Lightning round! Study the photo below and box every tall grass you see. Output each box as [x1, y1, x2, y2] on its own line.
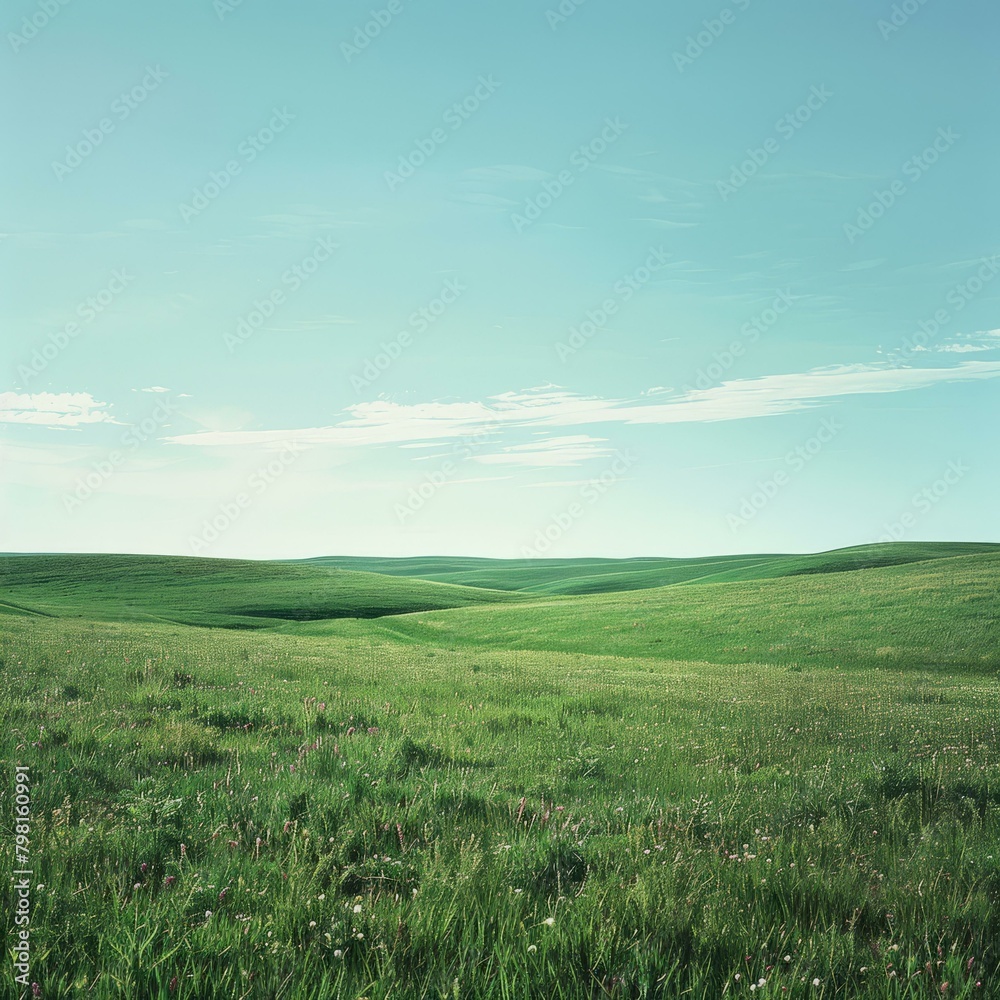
[1, 603, 997, 998]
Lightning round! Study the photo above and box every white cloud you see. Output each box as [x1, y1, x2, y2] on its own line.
[473, 435, 612, 467]
[908, 330, 1000, 354]
[0, 392, 116, 428]
[162, 360, 1000, 450]
[932, 344, 993, 353]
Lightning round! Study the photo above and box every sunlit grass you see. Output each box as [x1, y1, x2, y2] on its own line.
[0, 552, 998, 997]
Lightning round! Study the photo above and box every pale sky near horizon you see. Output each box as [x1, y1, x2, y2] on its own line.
[2, 0, 998, 560]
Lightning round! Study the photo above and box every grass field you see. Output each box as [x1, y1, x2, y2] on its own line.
[1, 544, 998, 998]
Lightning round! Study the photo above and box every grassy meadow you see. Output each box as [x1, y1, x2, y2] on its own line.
[1, 544, 998, 998]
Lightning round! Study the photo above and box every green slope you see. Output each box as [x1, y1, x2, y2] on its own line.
[299, 553, 777, 593]
[4, 546, 997, 668]
[301, 542, 1000, 594]
[0, 553, 523, 628]
[292, 551, 1000, 673]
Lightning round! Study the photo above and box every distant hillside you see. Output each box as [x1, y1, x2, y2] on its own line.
[3, 544, 996, 647]
[300, 542, 1000, 595]
[0, 553, 523, 628]
[293, 550, 1000, 673]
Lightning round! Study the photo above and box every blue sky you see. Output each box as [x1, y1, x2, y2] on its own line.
[2, 0, 998, 559]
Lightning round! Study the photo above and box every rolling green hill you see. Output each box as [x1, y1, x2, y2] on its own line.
[4, 545, 997, 662]
[301, 542, 1000, 595]
[3, 545, 997, 670]
[292, 550, 1000, 673]
[0, 553, 524, 628]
